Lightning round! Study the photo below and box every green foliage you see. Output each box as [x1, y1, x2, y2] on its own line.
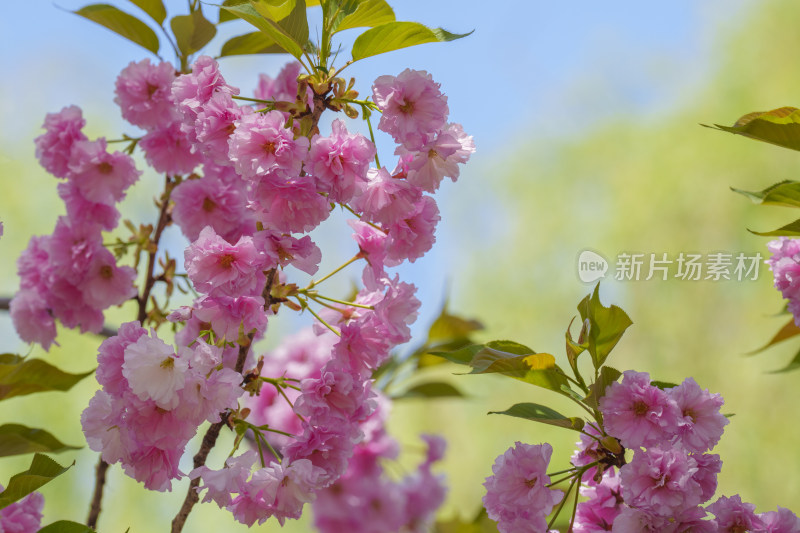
[332, 0, 394, 33]
[73, 4, 160, 55]
[582, 366, 621, 410]
[0, 425, 80, 458]
[171, 11, 217, 56]
[125, 0, 166, 25]
[0, 454, 72, 509]
[748, 318, 800, 354]
[576, 285, 632, 369]
[37, 520, 97, 533]
[351, 21, 471, 61]
[219, 31, 284, 56]
[0, 354, 93, 401]
[732, 180, 800, 208]
[221, 0, 308, 59]
[708, 107, 800, 152]
[489, 403, 585, 431]
[393, 381, 464, 400]
[750, 218, 800, 237]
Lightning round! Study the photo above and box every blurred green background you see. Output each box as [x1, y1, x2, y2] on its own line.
[3, 0, 800, 531]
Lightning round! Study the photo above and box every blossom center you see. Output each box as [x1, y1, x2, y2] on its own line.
[683, 407, 697, 423]
[97, 161, 114, 174]
[159, 357, 175, 369]
[399, 100, 415, 115]
[99, 265, 113, 279]
[202, 197, 217, 212]
[219, 253, 236, 268]
[524, 476, 538, 488]
[146, 83, 159, 98]
[262, 140, 276, 154]
[632, 400, 649, 416]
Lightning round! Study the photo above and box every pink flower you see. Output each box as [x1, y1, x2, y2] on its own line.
[599, 370, 682, 449]
[574, 473, 624, 532]
[192, 295, 268, 341]
[191, 450, 258, 508]
[121, 333, 189, 410]
[667, 377, 728, 453]
[482, 442, 562, 533]
[350, 167, 421, 225]
[611, 507, 674, 532]
[620, 446, 703, 516]
[96, 321, 147, 396]
[194, 92, 250, 164]
[707, 495, 764, 532]
[67, 139, 141, 205]
[398, 122, 474, 192]
[171, 164, 254, 243]
[348, 220, 388, 289]
[228, 111, 309, 179]
[0, 488, 44, 533]
[256, 231, 321, 275]
[692, 453, 721, 503]
[184, 226, 266, 298]
[760, 507, 800, 532]
[172, 56, 239, 120]
[767, 238, 800, 325]
[34, 105, 87, 178]
[115, 59, 179, 130]
[49, 216, 102, 285]
[254, 61, 311, 106]
[249, 173, 330, 233]
[80, 248, 137, 309]
[81, 391, 133, 464]
[122, 445, 183, 492]
[57, 181, 120, 231]
[385, 195, 440, 264]
[372, 69, 449, 149]
[139, 121, 202, 175]
[9, 290, 57, 350]
[307, 120, 376, 203]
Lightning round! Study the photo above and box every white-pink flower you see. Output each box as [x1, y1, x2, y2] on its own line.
[121, 333, 189, 410]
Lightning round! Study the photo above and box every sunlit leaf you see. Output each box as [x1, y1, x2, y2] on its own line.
[750, 218, 800, 237]
[220, 31, 285, 56]
[221, 0, 308, 58]
[334, 0, 394, 33]
[73, 4, 160, 55]
[171, 11, 217, 56]
[577, 284, 632, 369]
[429, 344, 483, 366]
[0, 425, 80, 458]
[748, 318, 800, 355]
[351, 21, 471, 61]
[731, 180, 800, 208]
[490, 403, 585, 431]
[582, 366, 622, 410]
[706, 107, 800, 152]
[0, 354, 94, 401]
[125, 0, 166, 25]
[0, 454, 73, 509]
[252, 0, 297, 21]
[466, 348, 569, 393]
[771, 345, 800, 373]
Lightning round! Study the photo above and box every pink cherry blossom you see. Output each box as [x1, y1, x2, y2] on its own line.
[249, 173, 330, 233]
[172, 55, 239, 120]
[707, 495, 764, 532]
[620, 445, 703, 516]
[228, 111, 309, 179]
[139, 121, 202, 175]
[121, 333, 189, 410]
[67, 139, 141, 205]
[115, 58, 179, 130]
[34, 105, 87, 178]
[350, 167, 421, 225]
[0, 487, 44, 533]
[385, 195, 441, 264]
[307, 120, 376, 203]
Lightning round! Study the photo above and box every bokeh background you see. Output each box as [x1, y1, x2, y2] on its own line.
[3, 0, 800, 530]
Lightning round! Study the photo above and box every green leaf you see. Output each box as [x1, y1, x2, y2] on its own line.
[429, 344, 483, 366]
[334, 0, 394, 33]
[489, 403, 585, 431]
[171, 11, 217, 56]
[771, 345, 800, 373]
[219, 0, 249, 23]
[750, 218, 800, 237]
[427, 308, 484, 345]
[0, 354, 94, 401]
[0, 424, 80, 458]
[351, 21, 472, 61]
[577, 285, 632, 369]
[748, 318, 800, 355]
[651, 380, 679, 390]
[583, 366, 622, 410]
[37, 520, 97, 533]
[221, 0, 308, 59]
[565, 316, 588, 373]
[394, 381, 464, 400]
[731, 180, 800, 208]
[466, 348, 570, 394]
[252, 0, 297, 21]
[706, 107, 800, 152]
[220, 31, 284, 56]
[0, 454, 73, 509]
[126, 0, 166, 25]
[73, 4, 160, 55]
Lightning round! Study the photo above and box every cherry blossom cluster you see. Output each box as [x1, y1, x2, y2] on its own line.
[0, 489, 43, 532]
[10, 107, 140, 349]
[766, 237, 800, 325]
[7, 50, 477, 528]
[483, 371, 799, 532]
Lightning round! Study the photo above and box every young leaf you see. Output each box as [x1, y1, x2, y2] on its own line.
[650, 380, 679, 390]
[333, 0, 395, 33]
[582, 366, 622, 410]
[706, 107, 800, 152]
[351, 21, 471, 61]
[750, 218, 800, 237]
[221, 0, 308, 59]
[33, 521, 96, 533]
[427, 308, 484, 345]
[489, 403, 585, 431]
[126, 0, 166, 25]
[770, 345, 800, 374]
[219, 0, 249, 23]
[73, 4, 160, 55]
[0, 425, 80, 458]
[0, 454, 73, 509]
[748, 318, 800, 355]
[577, 285, 632, 369]
[393, 381, 464, 400]
[220, 32, 284, 56]
[466, 349, 570, 394]
[251, 0, 297, 21]
[0, 354, 94, 401]
[429, 344, 483, 366]
[731, 180, 800, 208]
[171, 11, 217, 56]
